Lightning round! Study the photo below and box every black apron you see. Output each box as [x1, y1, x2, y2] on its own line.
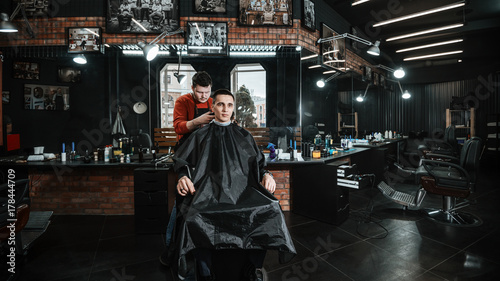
[175, 101, 211, 151]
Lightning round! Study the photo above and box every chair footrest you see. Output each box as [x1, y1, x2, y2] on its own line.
[377, 181, 425, 208]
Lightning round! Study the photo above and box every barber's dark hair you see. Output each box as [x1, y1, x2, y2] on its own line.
[192, 71, 212, 87]
[213, 89, 234, 101]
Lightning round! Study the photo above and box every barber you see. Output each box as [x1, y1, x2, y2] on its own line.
[173, 71, 215, 150]
[160, 70, 214, 267]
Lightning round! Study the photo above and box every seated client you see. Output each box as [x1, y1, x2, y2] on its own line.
[172, 89, 296, 280]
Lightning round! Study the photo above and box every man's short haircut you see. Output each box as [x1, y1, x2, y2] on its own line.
[213, 89, 234, 102]
[192, 71, 212, 87]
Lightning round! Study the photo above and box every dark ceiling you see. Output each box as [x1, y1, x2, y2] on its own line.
[324, 0, 500, 82]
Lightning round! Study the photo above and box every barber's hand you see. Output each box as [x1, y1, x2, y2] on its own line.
[193, 112, 215, 126]
[261, 174, 276, 193]
[177, 176, 196, 196]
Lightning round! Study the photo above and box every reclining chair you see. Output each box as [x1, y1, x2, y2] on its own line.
[419, 137, 482, 225]
[418, 125, 459, 157]
[378, 137, 483, 226]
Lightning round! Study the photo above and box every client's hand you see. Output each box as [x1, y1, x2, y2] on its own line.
[261, 173, 276, 193]
[177, 176, 196, 196]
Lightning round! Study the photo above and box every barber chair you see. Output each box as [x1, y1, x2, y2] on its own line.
[418, 125, 459, 158]
[419, 137, 482, 226]
[378, 137, 483, 226]
[0, 179, 31, 255]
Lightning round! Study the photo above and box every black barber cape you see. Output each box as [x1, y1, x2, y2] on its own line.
[173, 122, 296, 277]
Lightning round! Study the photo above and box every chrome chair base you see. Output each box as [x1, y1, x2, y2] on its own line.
[421, 208, 482, 227]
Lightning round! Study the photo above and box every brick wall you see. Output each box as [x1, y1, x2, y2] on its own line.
[269, 169, 291, 211]
[27, 166, 292, 214]
[0, 16, 319, 53]
[28, 167, 135, 215]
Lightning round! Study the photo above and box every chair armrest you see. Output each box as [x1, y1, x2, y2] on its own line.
[424, 153, 459, 163]
[421, 159, 470, 188]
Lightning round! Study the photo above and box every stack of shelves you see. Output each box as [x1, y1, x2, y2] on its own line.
[338, 112, 358, 138]
[446, 108, 475, 144]
[486, 114, 500, 153]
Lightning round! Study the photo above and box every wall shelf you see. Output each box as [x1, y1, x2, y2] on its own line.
[446, 108, 475, 137]
[338, 112, 358, 138]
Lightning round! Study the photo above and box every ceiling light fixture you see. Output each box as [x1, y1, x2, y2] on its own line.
[374, 64, 406, 79]
[386, 23, 463, 42]
[301, 54, 319, 60]
[73, 54, 87, 64]
[0, 13, 18, 32]
[357, 84, 370, 102]
[316, 72, 342, 88]
[137, 28, 184, 61]
[396, 39, 463, 53]
[367, 40, 381, 56]
[373, 1, 465, 27]
[398, 81, 411, 99]
[174, 48, 186, 84]
[351, 0, 371, 6]
[404, 50, 463, 61]
[308, 64, 322, 69]
[317, 33, 380, 56]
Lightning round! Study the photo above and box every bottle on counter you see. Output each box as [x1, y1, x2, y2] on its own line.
[104, 145, 110, 162]
[139, 145, 144, 163]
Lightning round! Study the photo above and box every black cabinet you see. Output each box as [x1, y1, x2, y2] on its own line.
[134, 168, 169, 233]
[291, 162, 349, 225]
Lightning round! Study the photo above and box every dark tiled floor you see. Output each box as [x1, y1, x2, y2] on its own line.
[4, 163, 500, 281]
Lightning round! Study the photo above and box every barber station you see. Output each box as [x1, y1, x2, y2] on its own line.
[1, 1, 499, 280]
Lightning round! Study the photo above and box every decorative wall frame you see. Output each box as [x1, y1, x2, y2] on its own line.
[2, 91, 10, 104]
[321, 23, 346, 71]
[363, 66, 372, 83]
[302, 0, 315, 31]
[57, 66, 82, 83]
[187, 22, 228, 56]
[67, 27, 102, 53]
[106, 0, 180, 33]
[194, 0, 227, 13]
[13, 0, 49, 17]
[238, 0, 293, 26]
[13, 61, 39, 80]
[24, 84, 70, 111]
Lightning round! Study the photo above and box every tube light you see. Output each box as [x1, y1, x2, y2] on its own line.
[308, 65, 322, 69]
[373, 1, 465, 27]
[396, 39, 463, 53]
[386, 23, 463, 42]
[404, 50, 463, 61]
[301, 54, 319, 60]
[352, 0, 370, 6]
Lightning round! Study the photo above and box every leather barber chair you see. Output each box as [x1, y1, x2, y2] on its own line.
[1, 179, 31, 255]
[419, 137, 482, 226]
[419, 125, 459, 158]
[378, 137, 483, 226]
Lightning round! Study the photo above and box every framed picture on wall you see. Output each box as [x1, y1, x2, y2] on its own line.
[373, 72, 379, 86]
[302, 0, 315, 31]
[321, 23, 346, 71]
[106, 0, 180, 33]
[2, 91, 10, 104]
[13, 61, 40, 80]
[238, 0, 293, 26]
[13, 0, 49, 17]
[363, 65, 372, 83]
[380, 74, 386, 89]
[67, 27, 102, 53]
[24, 84, 70, 111]
[194, 0, 227, 13]
[187, 22, 228, 56]
[57, 66, 82, 83]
